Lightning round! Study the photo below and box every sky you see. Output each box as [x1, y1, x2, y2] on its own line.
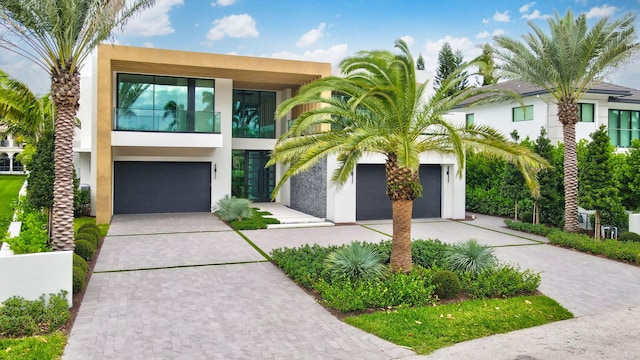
[2, 0, 640, 95]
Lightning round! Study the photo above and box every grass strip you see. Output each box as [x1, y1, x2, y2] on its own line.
[234, 229, 272, 261]
[358, 224, 392, 238]
[0, 332, 66, 360]
[93, 259, 270, 274]
[345, 295, 573, 355]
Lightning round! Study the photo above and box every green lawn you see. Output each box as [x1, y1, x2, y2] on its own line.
[0, 332, 66, 360]
[345, 295, 573, 355]
[73, 217, 110, 237]
[0, 175, 26, 238]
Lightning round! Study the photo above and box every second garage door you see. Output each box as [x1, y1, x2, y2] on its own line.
[356, 164, 441, 220]
[114, 161, 211, 214]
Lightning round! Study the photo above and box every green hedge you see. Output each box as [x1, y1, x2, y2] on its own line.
[548, 230, 640, 264]
[504, 219, 555, 236]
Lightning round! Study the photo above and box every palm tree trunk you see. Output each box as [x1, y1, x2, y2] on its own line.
[559, 99, 579, 233]
[390, 199, 413, 273]
[50, 69, 80, 251]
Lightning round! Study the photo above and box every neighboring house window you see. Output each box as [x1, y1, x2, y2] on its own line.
[608, 109, 640, 148]
[115, 74, 216, 133]
[232, 90, 276, 139]
[512, 105, 533, 122]
[466, 113, 474, 126]
[579, 103, 595, 122]
[0, 153, 9, 171]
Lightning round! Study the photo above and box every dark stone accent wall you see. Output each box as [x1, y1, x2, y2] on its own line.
[290, 159, 327, 218]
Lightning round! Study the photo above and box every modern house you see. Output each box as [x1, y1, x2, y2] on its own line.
[0, 127, 24, 174]
[77, 44, 466, 225]
[459, 80, 640, 147]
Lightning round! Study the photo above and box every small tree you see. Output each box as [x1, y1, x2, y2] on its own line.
[473, 43, 500, 86]
[501, 131, 528, 220]
[619, 139, 640, 212]
[416, 54, 425, 70]
[578, 126, 625, 238]
[27, 130, 55, 210]
[433, 42, 468, 96]
[534, 128, 564, 226]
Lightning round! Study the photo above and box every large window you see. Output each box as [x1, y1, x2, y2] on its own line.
[609, 109, 640, 147]
[579, 103, 595, 122]
[232, 90, 276, 138]
[0, 153, 9, 171]
[512, 105, 533, 122]
[115, 74, 217, 133]
[466, 113, 474, 126]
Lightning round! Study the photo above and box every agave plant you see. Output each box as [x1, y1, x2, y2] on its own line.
[325, 242, 388, 281]
[213, 195, 253, 222]
[445, 239, 497, 274]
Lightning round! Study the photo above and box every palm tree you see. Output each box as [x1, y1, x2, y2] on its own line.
[269, 39, 547, 272]
[0, 70, 54, 143]
[494, 9, 639, 233]
[0, 0, 156, 250]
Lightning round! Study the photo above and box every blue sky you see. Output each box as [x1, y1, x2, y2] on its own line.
[2, 0, 640, 95]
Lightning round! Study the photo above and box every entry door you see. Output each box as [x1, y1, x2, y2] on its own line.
[245, 151, 275, 202]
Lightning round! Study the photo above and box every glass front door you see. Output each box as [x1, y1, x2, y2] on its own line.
[237, 150, 275, 202]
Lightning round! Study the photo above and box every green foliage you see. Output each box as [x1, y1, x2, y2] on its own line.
[229, 209, 280, 230]
[460, 265, 541, 299]
[74, 182, 91, 217]
[78, 223, 100, 233]
[73, 266, 86, 294]
[410, 239, 451, 269]
[74, 239, 95, 261]
[433, 42, 468, 96]
[74, 218, 109, 237]
[345, 295, 573, 355]
[5, 208, 50, 254]
[445, 239, 497, 274]
[432, 270, 461, 299]
[0, 331, 66, 359]
[324, 242, 388, 281]
[26, 129, 54, 209]
[213, 195, 253, 222]
[619, 139, 640, 211]
[76, 228, 100, 246]
[504, 219, 554, 236]
[548, 230, 640, 264]
[316, 266, 435, 312]
[271, 244, 341, 288]
[73, 253, 88, 273]
[0, 291, 69, 337]
[619, 231, 640, 242]
[534, 129, 565, 226]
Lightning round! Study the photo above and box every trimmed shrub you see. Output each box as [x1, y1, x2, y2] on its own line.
[271, 244, 342, 288]
[78, 223, 100, 232]
[75, 232, 98, 247]
[432, 270, 461, 299]
[78, 226, 101, 240]
[619, 231, 640, 242]
[74, 240, 96, 262]
[412, 239, 450, 269]
[5, 210, 50, 254]
[460, 265, 541, 299]
[214, 195, 253, 222]
[445, 239, 497, 274]
[548, 230, 640, 264]
[325, 242, 388, 281]
[504, 219, 554, 236]
[0, 291, 69, 337]
[73, 266, 86, 294]
[73, 253, 88, 273]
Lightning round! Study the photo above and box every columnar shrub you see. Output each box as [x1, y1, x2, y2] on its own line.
[73, 253, 88, 273]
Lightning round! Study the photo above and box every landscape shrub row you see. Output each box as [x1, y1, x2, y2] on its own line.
[503, 219, 554, 236]
[0, 291, 69, 338]
[548, 230, 640, 264]
[73, 223, 102, 293]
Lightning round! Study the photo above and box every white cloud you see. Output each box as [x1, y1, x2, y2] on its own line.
[400, 35, 414, 47]
[476, 31, 490, 39]
[585, 4, 617, 19]
[522, 10, 550, 20]
[206, 14, 259, 41]
[296, 23, 326, 47]
[271, 44, 348, 66]
[493, 10, 510, 22]
[210, 0, 237, 6]
[482, 18, 490, 24]
[121, 0, 183, 37]
[493, 29, 505, 36]
[519, 2, 536, 13]
[422, 36, 481, 71]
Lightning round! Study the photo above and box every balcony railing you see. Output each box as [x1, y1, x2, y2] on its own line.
[113, 108, 221, 134]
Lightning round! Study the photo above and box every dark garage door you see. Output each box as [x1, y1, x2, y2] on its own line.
[356, 164, 441, 220]
[114, 161, 211, 214]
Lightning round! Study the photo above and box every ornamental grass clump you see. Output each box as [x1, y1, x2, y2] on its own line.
[324, 242, 388, 281]
[445, 239, 497, 274]
[213, 195, 253, 222]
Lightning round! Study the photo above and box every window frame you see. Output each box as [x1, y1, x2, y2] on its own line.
[465, 113, 475, 126]
[578, 102, 595, 123]
[512, 105, 534, 122]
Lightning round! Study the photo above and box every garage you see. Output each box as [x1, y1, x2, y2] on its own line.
[114, 161, 211, 214]
[356, 164, 441, 220]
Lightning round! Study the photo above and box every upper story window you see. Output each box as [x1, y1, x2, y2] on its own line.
[466, 113, 475, 126]
[579, 103, 595, 122]
[115, 74, 217, 133]
[232, 90, 276, 139]
[512, 105, 533, 122]
[608, 109, 640, 148]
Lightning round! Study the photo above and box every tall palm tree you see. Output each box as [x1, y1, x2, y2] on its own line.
[269, 39, 547, 272]
[0, 70, 54, 143]
[494, 9, 639, 233]
[0, 0, 156, 250]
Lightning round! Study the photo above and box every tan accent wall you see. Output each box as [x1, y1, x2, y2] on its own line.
[93, 44, 331, 223]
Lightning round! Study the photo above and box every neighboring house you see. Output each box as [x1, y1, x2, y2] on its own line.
[76, 44, 465, 224]
[0, 127, 24, 174]
[459, 80, 640, 148]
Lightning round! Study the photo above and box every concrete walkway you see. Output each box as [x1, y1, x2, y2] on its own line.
[64, 212, 640, 359]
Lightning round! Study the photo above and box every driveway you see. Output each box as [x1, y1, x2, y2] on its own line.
[64, 212, 640, 359]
